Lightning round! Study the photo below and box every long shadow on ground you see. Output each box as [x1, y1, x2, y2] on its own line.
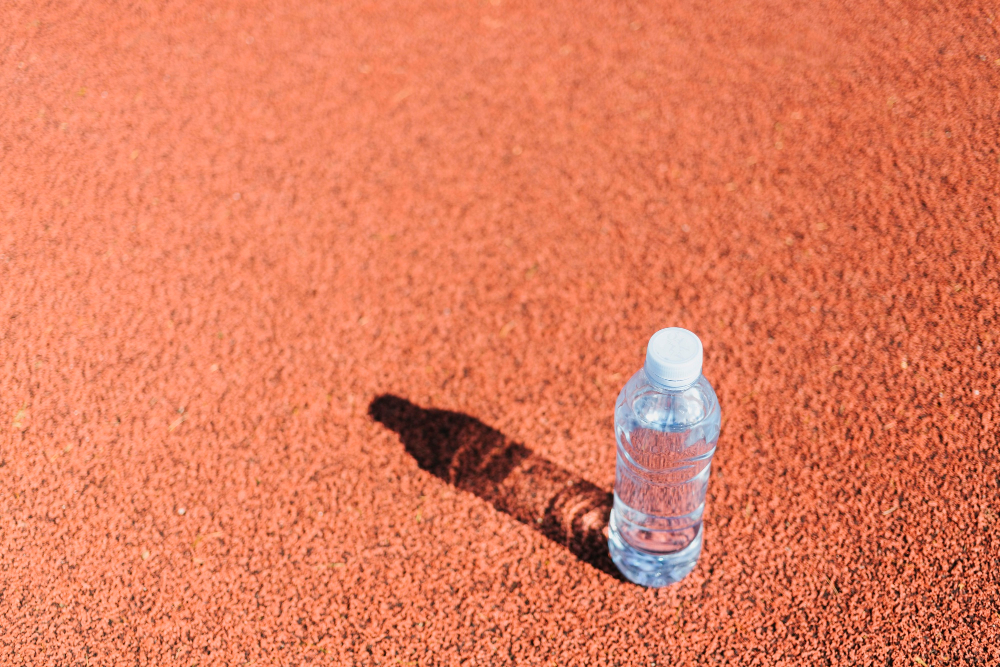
[369, 395, 621, 578]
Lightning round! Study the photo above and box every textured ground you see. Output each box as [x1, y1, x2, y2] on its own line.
[2, 0, 999, 664]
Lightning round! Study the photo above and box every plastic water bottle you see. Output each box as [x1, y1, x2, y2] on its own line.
[607, 327, 721, 587]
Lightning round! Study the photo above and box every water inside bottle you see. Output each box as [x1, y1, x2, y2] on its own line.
[612, 374, 720, 555]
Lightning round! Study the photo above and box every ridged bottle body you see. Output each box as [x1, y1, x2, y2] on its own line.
[608, 369, 721, 587]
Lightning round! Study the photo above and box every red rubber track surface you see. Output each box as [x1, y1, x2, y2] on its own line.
[1, 0, 998, 664]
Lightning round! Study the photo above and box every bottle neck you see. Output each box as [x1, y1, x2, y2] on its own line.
[644, 367, 700, 393]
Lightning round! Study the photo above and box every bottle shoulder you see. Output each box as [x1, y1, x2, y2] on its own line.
[616, 369, 720, 432]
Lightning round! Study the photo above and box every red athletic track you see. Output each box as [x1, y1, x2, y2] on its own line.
[1, 1, 998, 664]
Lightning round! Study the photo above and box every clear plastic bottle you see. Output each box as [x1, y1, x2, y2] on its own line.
[608, 327, 721, 587]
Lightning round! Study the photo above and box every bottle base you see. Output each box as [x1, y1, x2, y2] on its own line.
[607, 521, 703, 587]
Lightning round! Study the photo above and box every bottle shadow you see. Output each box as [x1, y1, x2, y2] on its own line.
[369, 395, 621, 579]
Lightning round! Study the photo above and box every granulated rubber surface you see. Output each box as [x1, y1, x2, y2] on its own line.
[2, 1, 998, 664]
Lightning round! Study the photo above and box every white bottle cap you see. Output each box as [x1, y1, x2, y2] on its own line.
[644, 327, 703, 390]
